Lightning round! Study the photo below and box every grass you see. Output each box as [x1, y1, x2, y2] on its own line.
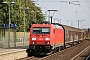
[16, 39, 22, 42]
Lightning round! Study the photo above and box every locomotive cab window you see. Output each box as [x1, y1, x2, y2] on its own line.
[33, 27, 50, 34]
[33, 28, 41, 34]
[42, 28, 50, 34]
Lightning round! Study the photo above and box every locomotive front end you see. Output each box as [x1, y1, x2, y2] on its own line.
[27, 24, 54, 55]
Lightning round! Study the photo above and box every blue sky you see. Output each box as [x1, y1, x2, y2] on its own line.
[34, 0, 90, 29]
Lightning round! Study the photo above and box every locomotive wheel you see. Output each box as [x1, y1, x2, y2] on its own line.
[51, 49, 55, 54]
[28, 52, 32, 57]
[54, 48, 56, 52]
[57, 47, 59, 52]
[59, 47, 61, 51]
[59, 46, 64, 51]
[53, 48, 58, 53]
[72, 42, 74, 46]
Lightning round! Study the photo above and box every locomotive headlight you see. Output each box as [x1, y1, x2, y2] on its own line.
[45, 38, 50, 40]
[46, 42, 50, 44]
[32, 37, 36, 40]
[32, 42, 36, 44]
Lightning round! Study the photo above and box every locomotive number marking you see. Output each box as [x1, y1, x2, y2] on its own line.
[37, 42, 44, 44]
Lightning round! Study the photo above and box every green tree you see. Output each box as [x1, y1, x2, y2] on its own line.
[16, 0, 45, 32]
[0, 0, 8, 26]
[0, 0, 45, 31]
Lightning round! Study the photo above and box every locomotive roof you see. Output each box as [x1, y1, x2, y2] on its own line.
[62, 24, 83, 32]
[32, 23, 84, 32]
[52, 23, 83, 32]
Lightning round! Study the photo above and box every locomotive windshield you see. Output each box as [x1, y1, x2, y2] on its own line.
[42, 28, 50, 34]
[33, 28, 41, 34]
[33, 28, 50, 34]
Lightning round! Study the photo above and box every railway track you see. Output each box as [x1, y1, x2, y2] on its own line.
[71, 46, 90, 60]
[18, 40, 90, 60]
[17, 56, 41, 60]
[39, 40, 90, 60]
[86, 54, 90, 60]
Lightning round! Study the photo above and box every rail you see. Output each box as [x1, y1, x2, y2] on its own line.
[71, 45, 90, 60]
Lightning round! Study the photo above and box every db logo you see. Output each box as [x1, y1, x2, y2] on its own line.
[39, 38, 43, 40]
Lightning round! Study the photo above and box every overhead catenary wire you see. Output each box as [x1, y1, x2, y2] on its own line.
[35, 3, 49, 10]
[55, 1, 80, 20]
[74, 0, 83, 21]
[75, 0, 90, 17]
[77, 3, 90, 17]
[36, 0, 90, 28]
[37, 0, 78, 21]
[57, 11, 73, 21]
[74, 0, 90, 28]
[36, 4, 74, 24]
[36, 0, 90, 2]
[55, 1, 76, 12]
[36, 0, 90, 18]
[37, 0, 90, 18]
[86, 0, 90, 9]
[37, 0, 84, 20]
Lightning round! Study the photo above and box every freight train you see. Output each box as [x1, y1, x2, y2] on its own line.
[26, 21, 85, 56]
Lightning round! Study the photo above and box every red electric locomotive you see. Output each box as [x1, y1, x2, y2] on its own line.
[26, 21, 84, 56]
[26, 22, 65, 56]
